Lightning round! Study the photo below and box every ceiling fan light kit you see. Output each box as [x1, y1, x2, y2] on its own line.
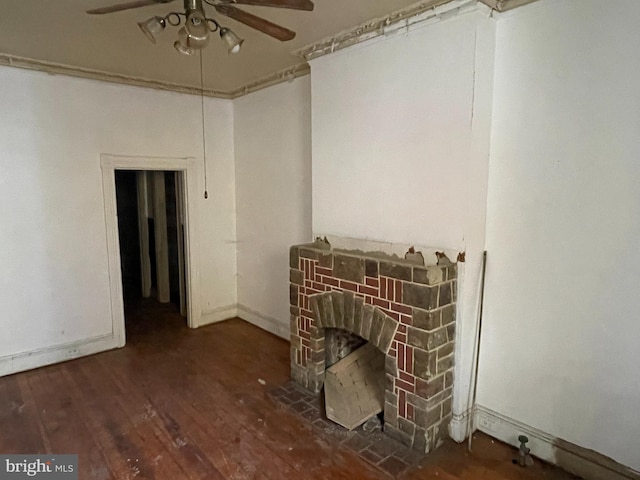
[89, 0, 314, 56]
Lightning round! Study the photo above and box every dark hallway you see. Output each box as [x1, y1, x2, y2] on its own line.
[115, 170, 186, 324]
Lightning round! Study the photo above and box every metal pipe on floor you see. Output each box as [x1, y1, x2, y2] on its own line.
[468, 250, 488, 452]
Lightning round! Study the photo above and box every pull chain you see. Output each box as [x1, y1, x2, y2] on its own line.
[200, 51, 209, 199]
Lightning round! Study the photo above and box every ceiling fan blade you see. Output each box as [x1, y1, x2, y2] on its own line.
[86, 0, 174, 15]
[227, 0, 314, 11]
[215, 5, 296, 41]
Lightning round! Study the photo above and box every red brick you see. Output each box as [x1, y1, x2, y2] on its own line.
[301, 338, 309, 347]
[382, 309, 400, 321]
[316, 267, 332, 276]
[358, 285, 378, 296]
[322, 276, 339, 287]
[394, 332, 407, 343]
[388, 279, 395, 301]
[395, 378, 415, 393]
[380, 278, 387, 298]
[390, 302, 412, 315]
[399, 371, 415, 384]
[391, 341, 398, 351]
[301, 309, 314, 319]
[340, 280, 358, 292]
[397, 324, 407, 333]
[366, 277, 379, 287]
[373, 298, 390, 309]
[312, 282, 325, 291]
[398, 344, 405, 370]
[300, 330, 310, 340]
[406, 347, 414, 374]
[407, 403, 415, 421]
[365, 296, 373, 305]
[400, 314, 413, 325]
[395, 281, 402, 303]
[309, 262, 316, 280]
[399, 390, 406, 417]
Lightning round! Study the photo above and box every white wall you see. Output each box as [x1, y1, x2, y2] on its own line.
[309, 5, 496, 440]
[234, 77, 312, 338]
[479, 0, 640, 472]
[311, 13, 474, 247]
[0, 66, 237, 373]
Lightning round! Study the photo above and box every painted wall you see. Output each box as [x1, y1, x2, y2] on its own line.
[479, 0, 640, 472]
[311, 13, 473, 247]
[309, 5, 496, 440]
[0, 66, 236, 373]
[234, 77, 312, 338]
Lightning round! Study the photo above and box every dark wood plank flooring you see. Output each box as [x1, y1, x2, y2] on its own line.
[0, 299, 576, 479]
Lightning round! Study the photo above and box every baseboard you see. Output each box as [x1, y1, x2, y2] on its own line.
[0, 334, 118, 377]
[474, 405, 640, 480]
[199, 304, 238, 327]
[236, 304, 289, 340]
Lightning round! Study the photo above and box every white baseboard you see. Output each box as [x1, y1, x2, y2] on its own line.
[236, 304, 289, 340]
[0, 334, 118, 377]
[474, 405, 640, 480]
[198, 304, 238, 327]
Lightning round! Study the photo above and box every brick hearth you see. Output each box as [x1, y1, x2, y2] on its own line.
[289, 242, 458, 453]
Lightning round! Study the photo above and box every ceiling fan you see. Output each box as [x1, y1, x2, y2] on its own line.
[87, 0, 314, 55]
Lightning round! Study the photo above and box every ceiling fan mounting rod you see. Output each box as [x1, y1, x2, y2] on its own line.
[184, 0, 204, 13]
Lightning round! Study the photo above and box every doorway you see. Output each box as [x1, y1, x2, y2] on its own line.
[115, 170, 187, 313]
[101, 155, 202, 348]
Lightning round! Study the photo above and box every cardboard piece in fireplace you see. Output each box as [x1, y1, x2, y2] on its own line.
[324, 343, 386, 430]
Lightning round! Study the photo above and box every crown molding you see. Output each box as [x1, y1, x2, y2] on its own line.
[226, 63, 310, 98]
[295, 0, 460, 62]
[0, 53, 234, 99]
[0, 53, 310, 100]
[296, 0, 540, 62]
[482, 0, 539, 12]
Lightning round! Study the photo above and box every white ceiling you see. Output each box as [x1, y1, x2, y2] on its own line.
[0, 0, 431, 94]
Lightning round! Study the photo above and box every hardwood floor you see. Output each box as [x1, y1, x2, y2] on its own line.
[0, 299, 577, 479]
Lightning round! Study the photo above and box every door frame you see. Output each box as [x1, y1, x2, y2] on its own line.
[101, 154, 201, 347]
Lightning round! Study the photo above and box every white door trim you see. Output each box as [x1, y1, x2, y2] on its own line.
[100, 154, 201, 347]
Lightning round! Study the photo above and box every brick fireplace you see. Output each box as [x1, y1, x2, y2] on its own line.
[289, 241, 458, 453]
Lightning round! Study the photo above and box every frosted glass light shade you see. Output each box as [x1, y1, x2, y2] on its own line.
[138, 16, 166, 44]
[220, 27, 243, 54]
